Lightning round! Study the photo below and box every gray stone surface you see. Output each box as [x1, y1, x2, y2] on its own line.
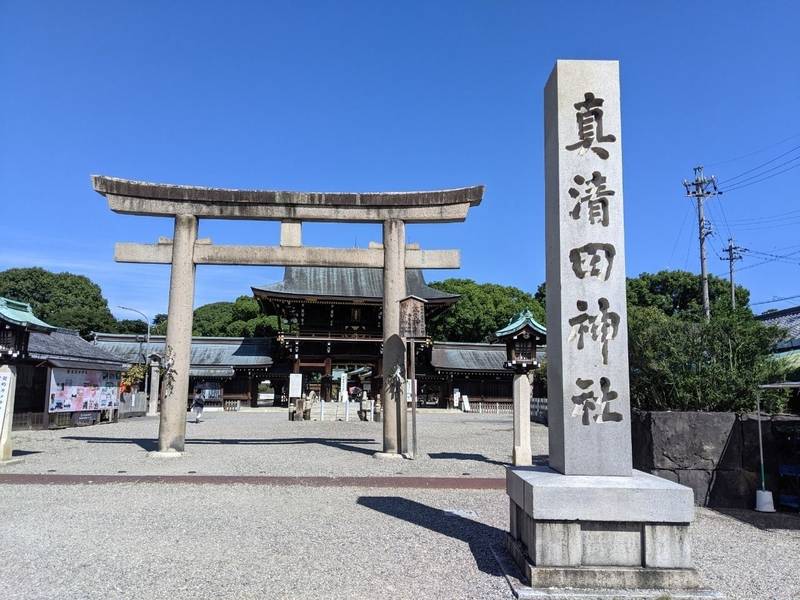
[279, 220, 302, 247]
[0, 364, 16, 461]
[93, 175, 484, 223]
[115, 241, 461, 269]
[649, 411, 737, 470]
[513, 373, 533, 466]
[534, 521, 581, 566]
[580, 522, 641, 567]
[382, 219, 407, 455]
[544, 59, 631, 477]
[508, 467, 695, 523]
[644, 523, 692, 569]
[160, 213, 197, 453]
[2, 413, 799, 599]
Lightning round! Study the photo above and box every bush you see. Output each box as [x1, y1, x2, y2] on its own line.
[628, 303, 789, 413]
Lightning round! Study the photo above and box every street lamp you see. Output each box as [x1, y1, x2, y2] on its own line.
[118, 305, 151, 405]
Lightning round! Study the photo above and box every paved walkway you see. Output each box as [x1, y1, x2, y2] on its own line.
[1, 412, 798, 600]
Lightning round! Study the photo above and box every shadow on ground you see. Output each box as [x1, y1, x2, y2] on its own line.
[357, 496, 505, 577]
[428, 452, 548, 467]
[63, 436, 379, 456]
[11, 449, 42, 457]
[712, 508, 800, 531]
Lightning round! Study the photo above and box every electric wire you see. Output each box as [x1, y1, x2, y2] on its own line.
[717, 143, 800, 186]
[720, 160, 800, 194]
[705, 133, 800, 168]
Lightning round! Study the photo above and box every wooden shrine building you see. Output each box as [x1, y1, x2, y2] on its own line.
[253, 267, 542, 407]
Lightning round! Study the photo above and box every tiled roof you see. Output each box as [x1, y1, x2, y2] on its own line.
[494, 309, 547, 338]
[430, 342, 508, 373]
[92, 333, 272, 368]
[28, 328, 126, 366]
[253, 267, 459, 304]
[757, 305, 800, 349]
[0, 296, 55, 331]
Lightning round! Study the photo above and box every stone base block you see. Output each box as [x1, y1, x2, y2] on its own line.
[373, 451, 404, 460]
[148, 450, 183, 458]
[502, 536, 723, 599]
[505, 467, 720, 596]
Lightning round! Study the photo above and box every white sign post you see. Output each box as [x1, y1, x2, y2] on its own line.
[0, 365, 18, 463]
[341, 372, 350, 421]
[288, 373, 302, 399]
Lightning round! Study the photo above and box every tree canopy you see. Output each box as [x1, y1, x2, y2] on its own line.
[0, 267, 117, 337]
[427, 278, 545, 343]
[626, 270, 749, 316]
[154, 295, 278, 337]
[628, 302, 788, 412]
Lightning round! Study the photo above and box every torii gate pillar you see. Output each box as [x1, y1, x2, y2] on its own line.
[380, 219, 407, 456]
[159, 214, 197, 454]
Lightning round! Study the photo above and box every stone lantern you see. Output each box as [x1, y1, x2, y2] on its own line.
[495, 309, 546, 466]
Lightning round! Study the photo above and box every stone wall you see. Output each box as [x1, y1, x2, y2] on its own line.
[632, 410, 800, 508]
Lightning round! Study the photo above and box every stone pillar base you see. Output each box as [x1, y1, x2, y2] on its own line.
[148, 449, 183, 458]
[373, 451, 404, 460]
[506, 467, 722, 598]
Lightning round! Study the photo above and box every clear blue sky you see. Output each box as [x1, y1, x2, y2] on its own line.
[2, 1, 799, 322]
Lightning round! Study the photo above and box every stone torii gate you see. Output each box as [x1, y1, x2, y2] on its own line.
[92, 176, 483, 457]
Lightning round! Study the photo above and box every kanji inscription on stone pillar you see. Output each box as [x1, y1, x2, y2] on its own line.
[545, 60, 632, 476]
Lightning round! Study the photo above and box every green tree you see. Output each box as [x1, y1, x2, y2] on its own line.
[0, 267, 117, 337]
[628, 302, 788, 413]
[427, 278, 545, 342]
[115, 319, 148, 334]
[626, 270, 748, 316]
[154, 296, 278, 337]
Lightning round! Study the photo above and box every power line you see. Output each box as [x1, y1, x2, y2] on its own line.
[717, 143, 800, 185]
[720, 160, 800, 194]
[669, 203, 692, 264]
[705, 133, 800, 167]
[751, 294, 800, 307]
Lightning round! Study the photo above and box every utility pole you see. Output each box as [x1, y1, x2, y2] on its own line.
[683, 166, 718, 321]
[721, 238, 745, 308]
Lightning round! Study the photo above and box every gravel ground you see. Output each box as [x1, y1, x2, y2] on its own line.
[0, 484, 798, 600]
[3, 412, 799, 599]
[5, 411, 548, 477]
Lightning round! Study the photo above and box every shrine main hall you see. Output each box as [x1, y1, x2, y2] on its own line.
[97, 266, 543, 410]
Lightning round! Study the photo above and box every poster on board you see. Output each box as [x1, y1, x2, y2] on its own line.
[48, 368, 120, 413]
[288, 373, 303, 399]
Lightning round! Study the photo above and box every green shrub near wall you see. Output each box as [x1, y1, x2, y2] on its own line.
[628, 302, 789, 413]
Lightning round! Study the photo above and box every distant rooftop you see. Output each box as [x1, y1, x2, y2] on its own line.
[253, 267, 459, 305]
[93, 333, 272, 373]
[757, 305, 800, 350]
[29, 328, 127, 371]
[0, 296, 55, 331]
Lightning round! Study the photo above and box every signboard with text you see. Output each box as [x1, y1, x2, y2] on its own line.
[48, 368, 120, 413]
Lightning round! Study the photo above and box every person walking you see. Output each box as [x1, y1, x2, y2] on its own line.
[191, 387, 204, 423]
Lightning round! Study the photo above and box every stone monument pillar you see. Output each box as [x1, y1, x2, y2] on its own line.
[147, 356, 161, 416]
[505, 60, 718, 598]
[512, 373, 532, 467]
[157, 214, 198, 454]
[0, 364, 18, 464]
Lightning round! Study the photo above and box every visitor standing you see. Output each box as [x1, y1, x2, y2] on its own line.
[191, 387, 204, 423]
